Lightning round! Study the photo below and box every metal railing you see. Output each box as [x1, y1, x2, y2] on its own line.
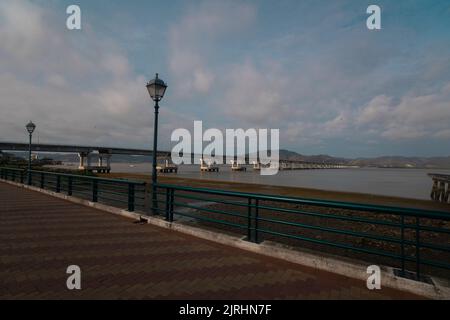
[0, 168, 146, 212]
[154, 183, 450, 280]
[1, 167, 449, 280]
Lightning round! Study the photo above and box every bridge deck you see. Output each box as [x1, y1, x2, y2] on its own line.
[0, 182, 422, 299]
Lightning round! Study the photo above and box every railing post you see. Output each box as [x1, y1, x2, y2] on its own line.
[56, 175, 61, 193]
[128, 184, 135, 212]
[254, 198, 259, 243]
[169, 189, 175, 222]
[165, 188, 170, 221]
[92, 180, 98, 202]
[247, 198, 252, 241]
[415, 217, 421, 280]
[68, 177, 73, 196]
[164, 188, 175, 222]
[28, 170, 32, 186]
[40, 172, 45, 189]
[400, 215, 405, 276]
[20, 170, 24, 184]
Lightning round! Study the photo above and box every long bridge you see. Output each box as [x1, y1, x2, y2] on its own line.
[0, 141, 350, 173]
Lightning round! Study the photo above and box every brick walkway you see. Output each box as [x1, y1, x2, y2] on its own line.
[0, 182, 423, 299]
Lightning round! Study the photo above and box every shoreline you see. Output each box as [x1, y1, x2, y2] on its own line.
[100, 172, 450, 212]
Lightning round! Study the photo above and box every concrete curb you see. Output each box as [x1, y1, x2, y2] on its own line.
[2, 179, 449, 300]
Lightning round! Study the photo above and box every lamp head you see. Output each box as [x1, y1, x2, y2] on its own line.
[146, 73, 168, 102]
[26, 121, 36, 134]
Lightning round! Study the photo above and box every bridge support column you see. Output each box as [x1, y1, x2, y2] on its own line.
[98, 153, 112, 173]
[78, 152, 91, 170]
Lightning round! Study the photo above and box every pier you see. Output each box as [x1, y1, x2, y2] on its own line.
[429, 173, 450, 203]
[200, 158, 219, 172]
[230, 160, 246, 171]
[156, 159, 178, 173]
[0, 178, 425, 299]
[2, 167, 450, 299]
[78, 151, 111, 173]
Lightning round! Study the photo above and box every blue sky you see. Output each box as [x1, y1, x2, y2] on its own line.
[1, 0, 450, 157]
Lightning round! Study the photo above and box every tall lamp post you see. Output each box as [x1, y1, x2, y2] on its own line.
[146, 73, 168, 214]
[25, 121, 36, 185]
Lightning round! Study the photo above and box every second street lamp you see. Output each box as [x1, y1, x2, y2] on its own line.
[146, 73, 168, 214]
[26, 121, 36, 185]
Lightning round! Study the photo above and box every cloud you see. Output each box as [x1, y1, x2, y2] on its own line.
[221, 62, 294, 125]
[1, 0, 449, 157]
[0, 0, 190, 150]
[0, 0, 45, 60]
[168, 1, 256, 98]
[356, 84, 450, 140]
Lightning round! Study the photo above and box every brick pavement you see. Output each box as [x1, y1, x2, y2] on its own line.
[0, 182, 423, 299]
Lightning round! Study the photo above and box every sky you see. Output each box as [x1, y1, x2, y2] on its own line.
[0, 0, 450, 158]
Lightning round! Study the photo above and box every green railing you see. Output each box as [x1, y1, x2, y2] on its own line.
[1, 167, 449, 280]
[154, 183, 450, 280]
[0, 168, 146, 212]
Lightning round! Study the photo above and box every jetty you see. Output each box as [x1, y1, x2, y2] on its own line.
[200, 158, 219, 172]
[156, 159, 178, 173]
[429, 173, 450, 203]
[230, 160, 246, 171]
[252, 161, 271, 171]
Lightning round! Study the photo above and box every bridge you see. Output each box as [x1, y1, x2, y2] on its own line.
[0, 141, 351, 173]
[0, 142, 170, 173]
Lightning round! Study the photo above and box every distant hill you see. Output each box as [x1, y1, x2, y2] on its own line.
[278, 150, 450, 168]
[348, 156, 450, 169]
[278, 149, 349, 165]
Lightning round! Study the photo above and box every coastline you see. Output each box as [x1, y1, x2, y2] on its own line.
[101, 172, 450, 212]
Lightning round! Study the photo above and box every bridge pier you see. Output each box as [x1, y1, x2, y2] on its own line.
[78, 152, 92, 170]
[429, 174, 450, 203]
[78, 152, 111, 173]
[98, 153, 112, 173]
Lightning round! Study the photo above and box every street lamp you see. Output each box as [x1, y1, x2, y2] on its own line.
[25, 121, 36, 185]
[146, 73, 168, 214]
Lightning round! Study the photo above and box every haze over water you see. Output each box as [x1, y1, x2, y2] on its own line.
[108, 163, 450, 200]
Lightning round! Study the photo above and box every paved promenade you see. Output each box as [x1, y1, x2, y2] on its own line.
[0, 182, 422, 299]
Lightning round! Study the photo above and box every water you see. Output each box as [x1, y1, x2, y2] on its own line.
[107, 163, 450, 200]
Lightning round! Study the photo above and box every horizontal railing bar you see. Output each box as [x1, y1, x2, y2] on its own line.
[257, 216, 404, 244]
[172, 201, 248, 220]
[173, 210, 247, 230]
[175, 193, 249, 208]
[96, 195, 129, 204]
[257, 228, 405, 261]
[419, 258, 450, 270]
[28, 170, 145, 185]
[257, 203, 402, 228]
[156, 183, 450, 220]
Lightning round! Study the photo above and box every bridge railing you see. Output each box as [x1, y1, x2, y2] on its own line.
[153, 183, 450, 280]
[0, 167, 146, 212]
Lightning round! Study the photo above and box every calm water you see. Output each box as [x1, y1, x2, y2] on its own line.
[105, 163, 450, 200]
